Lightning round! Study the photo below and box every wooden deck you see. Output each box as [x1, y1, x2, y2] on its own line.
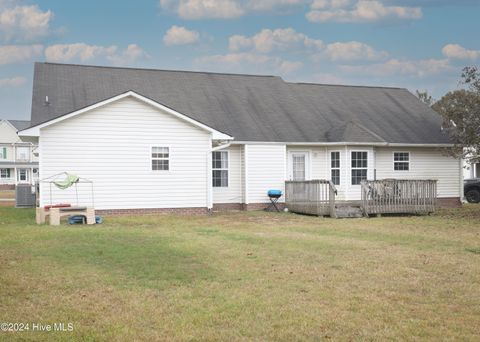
[285, 180, 337, 217]
[361, 179, 437, 216]
[285, 179, 437, 218]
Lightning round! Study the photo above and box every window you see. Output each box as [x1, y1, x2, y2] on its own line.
[0, 169, 10, 178]
[0, 147, 6, 159]
[394, 152, 410, 171]
[17, 169, 28, 182]
[16, 146, 29, 161]
[151, 147, 169, 171]
[331, 151, 340, 185]
[351, 151, 368, 185]
[212, 151, 228, 187]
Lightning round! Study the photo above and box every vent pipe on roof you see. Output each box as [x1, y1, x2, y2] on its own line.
[44, 95, 49, 106]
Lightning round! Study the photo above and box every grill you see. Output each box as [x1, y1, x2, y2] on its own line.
[266, 189, 282, 212]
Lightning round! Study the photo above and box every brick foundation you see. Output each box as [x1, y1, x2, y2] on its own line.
[0, 184, 15, 190]
[212, 203, 244, 211]
[96, 207, 209, 216]
[90, 198, 462, 216]
[436, 197, 462, 208]
[243, 202, 286, 211]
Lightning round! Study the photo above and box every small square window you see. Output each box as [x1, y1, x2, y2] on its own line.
[394, 152, 410, 171]
[152, 147, 169, 171]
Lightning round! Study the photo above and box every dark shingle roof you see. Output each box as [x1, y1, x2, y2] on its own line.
[29, 62, 450, 144]
[8, 120, 31, 131]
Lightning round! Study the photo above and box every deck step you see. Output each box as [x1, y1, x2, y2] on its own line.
[335, 205, 364, 218]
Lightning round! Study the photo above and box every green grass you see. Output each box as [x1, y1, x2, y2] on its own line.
[1, 206, 479, 341]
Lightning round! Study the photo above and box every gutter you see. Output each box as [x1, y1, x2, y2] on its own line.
[229, 141, 454, 148]
[212, 142, 232, 151]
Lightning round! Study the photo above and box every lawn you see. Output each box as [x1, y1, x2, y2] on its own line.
[0, 206, 479, 341]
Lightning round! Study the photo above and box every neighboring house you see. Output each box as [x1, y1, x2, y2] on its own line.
[463, 159, 479, 179]
[0, 119, 39, 189]
[19, 63, 463, 213]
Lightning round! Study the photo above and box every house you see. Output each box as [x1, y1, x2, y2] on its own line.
[463, 159, 479, 179]
[0, 119, 39, 189]
[19, 62, 463, 214]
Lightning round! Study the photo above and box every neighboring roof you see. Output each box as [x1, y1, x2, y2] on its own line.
[8, 120, 31, 131]
[29, 62, 451, 144]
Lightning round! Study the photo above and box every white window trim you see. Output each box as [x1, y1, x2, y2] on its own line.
[17, 168, 29, 182]
[150, 145, 170, 172]
[288, 150, 311, 181]
[212, 150, 229, 188]
[330, 150, 341, 186]
[351, 150, 368, 186]
[393, 151, 410, 172]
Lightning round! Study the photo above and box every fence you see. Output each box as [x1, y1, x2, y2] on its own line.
[285, 180, 337, 217]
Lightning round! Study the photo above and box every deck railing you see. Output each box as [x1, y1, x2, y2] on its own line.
[285, 180, 337, 217]
[361, 179, 437, 216]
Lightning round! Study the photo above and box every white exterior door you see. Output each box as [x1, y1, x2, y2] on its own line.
[288, 151, 309, 181]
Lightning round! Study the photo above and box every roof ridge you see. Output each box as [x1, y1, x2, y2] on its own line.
[348, 121, 387, 142]
[290, 81, 405, 90]
[38, 62, 280, 79]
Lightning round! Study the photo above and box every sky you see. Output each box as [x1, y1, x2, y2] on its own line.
[0, 0, 479, 121]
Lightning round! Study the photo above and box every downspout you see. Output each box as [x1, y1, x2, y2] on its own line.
[459, 157, 465, 202]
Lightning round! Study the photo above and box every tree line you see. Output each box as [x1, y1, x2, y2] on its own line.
[417, 66, 480, 164]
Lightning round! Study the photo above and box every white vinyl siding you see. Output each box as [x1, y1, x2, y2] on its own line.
[213, 146, 242, 204]
[16, 146, 30, 161]
[246, 145, 286, 203]
[39, 96, 211, 209]
[375, 147, 461, 198]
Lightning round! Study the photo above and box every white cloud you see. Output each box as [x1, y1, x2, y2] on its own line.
[307, 0, 422, 23]
[323, 41, 388, 61]
[340, 58, 451, 77]
[196, 52, 302, 74]
[0, 44, 43, 65]
[45, 43, 117, 62]
[159, 0, 304, 19]
[311, 0, 351, 10]
[0, 2, 53, 41]
[163, 25, 200, 45]
[442, 44, 480, 60]
[160, 0, 244, 19]
[45, 43, 148, 65]
[229, 28, 323, 53]
[107, 44, 149, 65]
[246, 0, 304, 12]
[0, 76, 26, 87]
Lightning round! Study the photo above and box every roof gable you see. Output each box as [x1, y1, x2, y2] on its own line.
[28, 62, 451, 145]
[21, 90, 233, 140]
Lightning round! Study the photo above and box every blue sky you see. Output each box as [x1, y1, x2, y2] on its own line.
[1, 0, 479, 120]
